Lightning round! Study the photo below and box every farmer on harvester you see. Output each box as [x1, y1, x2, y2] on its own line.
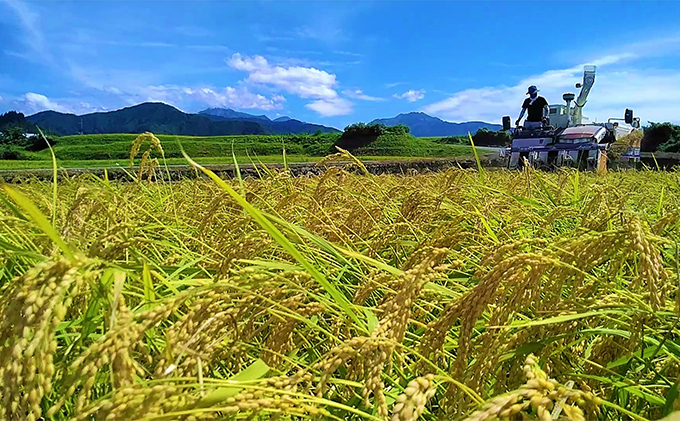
[516, 85, 549, 131]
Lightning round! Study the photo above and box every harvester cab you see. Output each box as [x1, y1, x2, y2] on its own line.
[500, 65, 641, 170]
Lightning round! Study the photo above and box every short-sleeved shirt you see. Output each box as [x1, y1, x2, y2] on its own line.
[522, 96, 548, 122]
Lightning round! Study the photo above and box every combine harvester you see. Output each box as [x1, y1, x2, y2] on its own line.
[500, 65, 641, 170]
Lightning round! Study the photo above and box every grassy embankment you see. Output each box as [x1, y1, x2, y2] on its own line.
[0, 132, 497, 170]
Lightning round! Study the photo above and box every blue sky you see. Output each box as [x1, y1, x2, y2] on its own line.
[2, 0, 680, 129]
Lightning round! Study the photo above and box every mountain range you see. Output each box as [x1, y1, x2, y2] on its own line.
[198, 107, 271, 121]
[18, 102, 501, 137]
[371, 112, 501, 137]
[26, 103, 341, 137]
[197, 108, 338, 135]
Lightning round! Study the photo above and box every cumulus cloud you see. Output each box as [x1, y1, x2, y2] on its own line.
[305, 97, 353, 116]
[186, 87, 285, 110]
[228, 54, 270, 73]
[423, 53, 680, 124]
[227, 53, 353, 116]
[20, 93, 71, 113]
[12, 93, 109, 114]
[140, 85, 286, 110]
[10, 85, 286, 116]
[228, 53, 338, 99]
[394, 89, 425, 102]
[342, 89, 384, 101]
[216, 88, 283, 110]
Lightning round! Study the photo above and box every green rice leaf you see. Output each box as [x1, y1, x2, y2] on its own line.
[197, 359, 270, 407]
[2, 185, 75, 261]
[181, 148, 364, 330]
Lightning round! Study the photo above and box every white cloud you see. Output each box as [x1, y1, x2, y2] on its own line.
[140, 85, 286, 111]
[228, 53, 338, 99]
[333, 50, 362, 58]
[66, 62, 287, 111]
[189, 87, 285, 110]
[8, 93, 108, 115]
[305, 97, 353, 117]
[227, 52, 355, 116]
[394, 89, 425, 102]
[10, 85, 286, 116]
[105, 87, 123, 95]
[1, 0, 46, 57]
[554, 36, 680, 67]
[20, 93, 71, 113]
[385, 82, 406, 88]
[227, 54, 270, 72]
[423, 52, 680, 124]
[342, 89, 384, 101]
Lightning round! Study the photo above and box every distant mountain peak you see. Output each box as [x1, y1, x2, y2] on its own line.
[199, 107, 271, 122]
[25, 102, 340, 136]
[274, 116, 292, 122]
[370, 111, 501, 137]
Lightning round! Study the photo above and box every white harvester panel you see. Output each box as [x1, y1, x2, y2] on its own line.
[557, 126, 607, 144]
[548, 105, 568, 129]
[500, 64, 641, 171]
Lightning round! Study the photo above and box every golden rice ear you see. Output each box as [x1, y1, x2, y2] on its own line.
[129, 132, 145, 167]
[0, 258, 99, 420]
[390, 374, 437, 421]
[314, 146, 370, 176]
[130, 132, 164, 174]
[1, 150, 676, 421]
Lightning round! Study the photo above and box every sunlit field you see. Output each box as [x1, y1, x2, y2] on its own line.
[1, 134, 679, 421]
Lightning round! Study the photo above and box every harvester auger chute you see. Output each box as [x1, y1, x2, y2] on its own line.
[500, 65, 641, 171]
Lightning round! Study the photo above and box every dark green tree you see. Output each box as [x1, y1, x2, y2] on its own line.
[0, 111, 28, 129]
[641, 122, 680, 153]
[471, 128, 511, 147]
[0, 126, 28, 146]
[335, 122, 387, 150]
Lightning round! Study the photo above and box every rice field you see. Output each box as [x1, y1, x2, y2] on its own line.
[1, 136, 680, 420]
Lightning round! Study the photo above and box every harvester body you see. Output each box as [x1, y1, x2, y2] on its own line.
[501, 65, 641, 170]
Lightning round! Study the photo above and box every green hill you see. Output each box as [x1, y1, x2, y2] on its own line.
[27, 103, 270, 137]
[371, 112, 501, 137]
[26, 103, 340, 137]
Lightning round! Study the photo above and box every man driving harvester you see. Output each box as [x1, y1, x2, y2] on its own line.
[516, 85, 549, 130]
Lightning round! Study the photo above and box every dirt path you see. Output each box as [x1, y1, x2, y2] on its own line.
[0, 156, 508, 183]
[0, 153, 675, 183]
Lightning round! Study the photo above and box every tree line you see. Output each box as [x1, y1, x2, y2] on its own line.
[0, 112, 56, 158]
[3, 109, 680, 155]
[334, 121, 680, 153]
[640, 122, 680, 153]
[334, 123, 511, 150]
